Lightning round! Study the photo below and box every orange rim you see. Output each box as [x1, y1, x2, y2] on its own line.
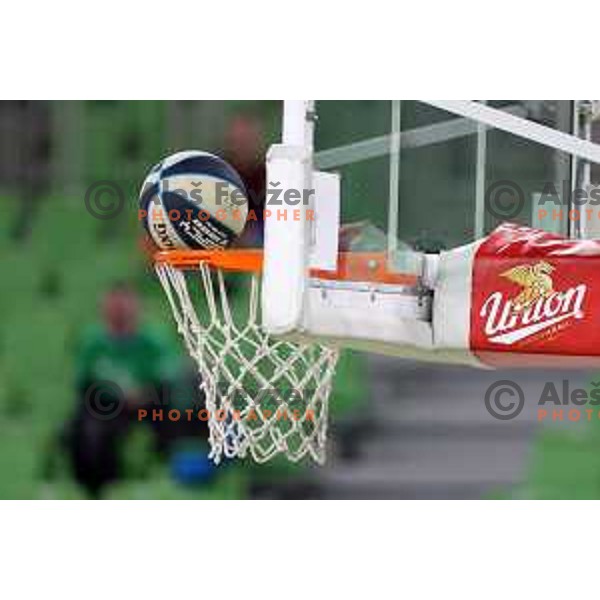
[154, 250, 418, 285]
[312, 252, 418, 286]
[154, 249, 263, 272]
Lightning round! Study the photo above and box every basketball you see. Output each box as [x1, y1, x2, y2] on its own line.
[139, 150, 249, 250]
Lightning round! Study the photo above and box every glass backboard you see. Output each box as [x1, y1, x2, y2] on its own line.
[312, 100, 578, 259]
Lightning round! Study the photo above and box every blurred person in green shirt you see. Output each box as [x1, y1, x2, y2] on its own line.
[65, 282, 179, 497]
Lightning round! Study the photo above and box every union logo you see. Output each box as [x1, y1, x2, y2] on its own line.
[480, 261, 586, 345]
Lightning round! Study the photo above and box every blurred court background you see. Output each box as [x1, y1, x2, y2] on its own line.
[0, 100, 598, 499]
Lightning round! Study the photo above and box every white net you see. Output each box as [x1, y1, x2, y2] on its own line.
[155, 260, 339, 464]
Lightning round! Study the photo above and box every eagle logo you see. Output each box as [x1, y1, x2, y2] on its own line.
[500, 261, 555, 312]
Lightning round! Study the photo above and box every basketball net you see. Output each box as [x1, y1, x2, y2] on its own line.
[155, 252, 339, 464]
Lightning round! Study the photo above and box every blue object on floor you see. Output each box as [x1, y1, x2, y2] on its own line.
[171, 450, 216, 485]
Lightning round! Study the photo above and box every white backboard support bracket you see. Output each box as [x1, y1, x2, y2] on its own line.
[310, 170, 340, 271]
[425, 100, 600, 166]
[263, 101, 315, 334]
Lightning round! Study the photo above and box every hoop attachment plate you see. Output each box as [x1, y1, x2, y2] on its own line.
[154, 249, 418, 285]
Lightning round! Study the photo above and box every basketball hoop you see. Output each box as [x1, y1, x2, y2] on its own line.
[154, 249, 339, 464]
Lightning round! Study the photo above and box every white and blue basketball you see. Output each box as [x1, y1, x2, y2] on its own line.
[139, 150, 249, 250]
